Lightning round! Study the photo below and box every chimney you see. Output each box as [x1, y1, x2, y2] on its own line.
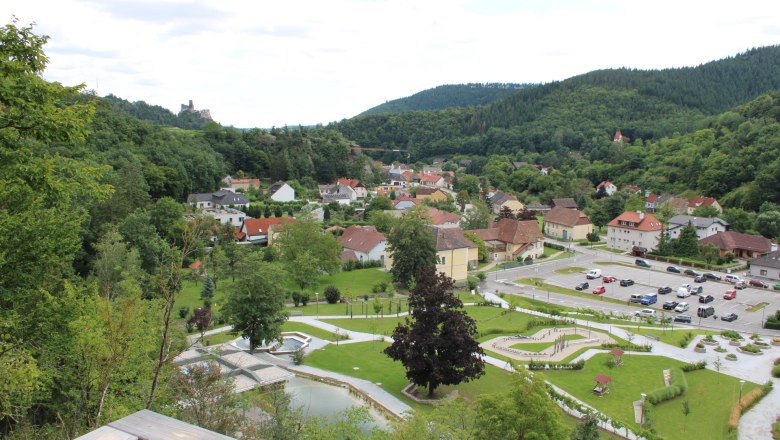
[638, 211, 644, 220]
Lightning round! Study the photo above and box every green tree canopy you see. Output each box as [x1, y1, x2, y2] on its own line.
[387, 207, 436, 287]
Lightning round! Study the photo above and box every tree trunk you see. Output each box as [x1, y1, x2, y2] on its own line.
[428, 383, 435, 398]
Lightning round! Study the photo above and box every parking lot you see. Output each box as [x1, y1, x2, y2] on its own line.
[485, 249, 780, 334]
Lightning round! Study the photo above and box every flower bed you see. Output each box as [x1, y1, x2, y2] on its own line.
[738, 344, 764, 355]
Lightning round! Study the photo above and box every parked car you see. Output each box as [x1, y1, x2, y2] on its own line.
[674, 302, 690, 313]
[658, 286, 672, 295]
[684, 269, 701, 277]
[640, 293, 658, 305]
[774, 283, 780, 291]
[721, 313, 739, 322]
[724, 274, 742, 284]
[749, 279, 769, 288]
[674, 314, 692, 323]
[666, 266, 682, 273]
[575, 282, 589, 291]
[586, 269, 602, 279]
[635, 259, 652, 268]
[694, 275, 707, 283]
[703, 272, 722, 281]
[698, 294, 714, 304]
[697, 306, 715, 318]
[592, 286, 606, 295]
[620, 279, 635, 287]
[676, 288, 691, 298]
[723, 289, 737, 300]
[663, 300, 679, 310]
[635, 308, 657, 318]
[735, 281, 747, 290]
[688, 285, 704, 295]
[603, 276, 617, 283]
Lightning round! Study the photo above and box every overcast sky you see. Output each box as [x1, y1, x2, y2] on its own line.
[7, 1, 780, 128]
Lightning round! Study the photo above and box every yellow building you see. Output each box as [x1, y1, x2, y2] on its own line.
[543, 206, 593, 241]
[384, 227, 477, 282]
[489, 190, 525, 215]
[415, 187, 448, 202]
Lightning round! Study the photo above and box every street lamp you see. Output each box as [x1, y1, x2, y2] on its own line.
[739, 379, 746, 401]
[315, 292, 319, 318]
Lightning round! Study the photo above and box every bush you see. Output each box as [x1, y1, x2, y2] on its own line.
[601, 342, 653, 352]
[772, 364, 780, 378]
[292, 347, 306, 365]
[527, 359, 585, 370]
[682, 361, 707, 372]
[324, 285, 341, 304]
[476, 272, 486, 281]
[695, 342, 705, 349]
[721, 330, 743, 340]
[300, 293, 309, 306]
[291, 291, 301, 307]
[526, 318, 573, 330]
[371, 281, 388, 293]
[726, 353, 737, 360]
[178, 306, 190, 319]
[467, 276, 479, 290]
[741, 344, 761, 353]
[646, 368, 687, 404]
[679, 332, 695, 348]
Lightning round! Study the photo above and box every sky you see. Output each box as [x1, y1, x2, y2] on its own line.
[7, 0, 780, 128]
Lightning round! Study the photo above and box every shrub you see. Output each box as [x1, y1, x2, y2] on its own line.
[528, 359, 585, 370]
[703, 334, 716, 342]
[526, 318, 573, 330]
[291, 291, 302, 307]
[679, 332, 695, 348]
[371, 281, 388, 293]
[476, 272, 486, 281]
[324, 285, 341, 304]
[730, 388, 768, 429]
[714, 346, 727, 353]
[646, 368, 687, 404]
[726, 353, 737, 360]
[695, 342, 705, 349]
[300, 293, 310, 306]
[741, 344, 761, 353]
[601, 342, 653, 352]
[682, 361, 707, 372]
[721, 330, 743, 340]
[772, 364, 780, 378]
[292, 347, 306, 365]
[178, 306, 190, 319]
[467, 276, 479, 290]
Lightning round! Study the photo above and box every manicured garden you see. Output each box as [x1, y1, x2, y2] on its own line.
[510, 334, 585, 351]
[624, 327, 718, 348]
[304, 340, 514, 412]
[544, 354, 760, 439]
[316, 268, 392, 296]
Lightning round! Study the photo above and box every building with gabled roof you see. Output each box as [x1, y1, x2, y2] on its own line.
[699, 231, 773, 259]
[415, 187, 448, 202]
[488, 190, 525, 215]
[419, 173, 446, 187]
[431, 227, 478, 281]
[424, 206, 462, 228]
[339, 225, 387, 263]
[468, 218, 544, 262]
[551, 198, 577, 209]
[392, 196, 421, 210]
[749, 250, 780, 280]
[188, 189, 250, 209]
[268, 181, 295, 202]
[596, 181, 617, 196]
[337, 178, 368, 198]
[606, 211, 663, 254]
[240, 217, 295, 244]
[543, 207, 593, 241]
[667, 215, 728, 240]
[687, 196, 723, 215]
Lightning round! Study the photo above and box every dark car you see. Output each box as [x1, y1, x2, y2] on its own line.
[721, 313, 739, 322]
[575, 282, 589, 291]
[667, 266, 682, 273]
[694, 275, 707, 283]
[635, 259, 652, 268]
[703, 272, 722, 281]
[749, 279, 769, 288]
[620, 279, 635, 287]
[658, 286, 672, 295]
[674, 314, 692, 323]
[698, 294, 714, 304]
[684, 269, 701, 277]
[662, 300, 679, 310]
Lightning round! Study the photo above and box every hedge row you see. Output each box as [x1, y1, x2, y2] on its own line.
[681, 361, 707, 372]
[646, 368, 687, 405]
[600, 342, 653, 352]
[764, 319, 780, 330]
[528, 359, 585, 370]
[544, 242, 567, 251]
[526, 318, 573, 330]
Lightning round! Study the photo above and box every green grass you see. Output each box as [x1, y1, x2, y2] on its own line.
[554, 266, 587, 275]
[321, 316, 405, 336]
[747, 302, 770, 313]
[623, 327, 718, 348]
[305, 341, 514, 412]
[594, 247, 627, 254]
[559, 412, 623, 439]
[288, 296, 410, 317]
[174, 276, 235, 322]
[545, 354, 759, 440]
[509, 334, 585, 351]
[316, 268, 393, 297]
[282, 321, 348, 341]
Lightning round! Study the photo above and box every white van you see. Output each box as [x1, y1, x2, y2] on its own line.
[725, 274, 742, 284]
[586, 269, 602, 279]
[630, 293, 644, 303]
[676, 287, 691, 298]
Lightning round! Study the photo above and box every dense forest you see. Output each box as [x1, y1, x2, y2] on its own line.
[358, 83, 533, 116]
[337, 45, 780, 163]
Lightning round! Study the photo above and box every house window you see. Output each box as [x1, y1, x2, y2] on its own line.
[761, 269, 767, 276]
[440, 256, 446, 265]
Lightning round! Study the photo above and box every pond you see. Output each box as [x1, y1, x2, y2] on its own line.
[284, 375, 391, 430]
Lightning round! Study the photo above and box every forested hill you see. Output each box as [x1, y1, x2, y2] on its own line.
[334, 45, 780, 161]
[103, 94, 213, 129]
[358, 83, 533, 116]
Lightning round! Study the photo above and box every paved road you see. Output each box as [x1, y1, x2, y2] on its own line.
[483, 245, 780, 336]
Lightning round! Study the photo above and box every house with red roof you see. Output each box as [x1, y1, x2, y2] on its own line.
[240, 217, 295, 244]
[468, 219, 544, 262]
[606, 211, 663, 254]
[339, 225, 387, 263]
[337, 178, 368, 198]
[424, 207, 462, 229]
[687, 196, 723, 215]
[596, 181, 617, 196]
[419, 173, 446, 188]
[699, 231, 773, 259]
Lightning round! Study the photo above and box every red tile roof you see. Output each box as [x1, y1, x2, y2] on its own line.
[544, 206, 592, 227]
[337, 178, 365, 189]
[242, 217, 295, 236]
[468, 219, 543, 245]
[646, 194, 658, 203]
[420, 173, 443, 184]
[392, 196, 421, 206]
[607, 212, 662, 232]
[339, 225, 386, 254]
[688, 196, 718, 209]
[426, 207, 461, 225]
[415, 187, 445, 196]
[188, 260, 202, 269]
[699, 231, 772, 254]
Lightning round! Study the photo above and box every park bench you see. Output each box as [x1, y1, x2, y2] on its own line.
[645, 334, 660, 341]
[290, 310, 303, 316]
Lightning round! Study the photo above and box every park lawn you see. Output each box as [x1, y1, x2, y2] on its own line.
[316, 268, 392, 297]
[175, 276, 235, 321]
[619, 327, 718, 348]
[282, 321, 348, 341]
[287, 296, 410, 317]
[544, 354, 760, 440]
[197, 329, 238, 346]
[509, 334, 585, 351]
[305, 341, 514, 413]
[321, 316, 405, 336]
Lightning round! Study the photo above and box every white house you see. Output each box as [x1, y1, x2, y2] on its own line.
[201, 208, 247, 226]
[337, 178, 368, 198]
[597, 181, 617, 196]
[749, 251, 780, 281]
[339, 225, 387, 263]
[320, 183, 357, 205]
[268, 181, 295, 202]
[606, 211, 663, 254]
[240, 217, 295, 244]
[187, 189, 250, 209]
[667, 215, 729, 240]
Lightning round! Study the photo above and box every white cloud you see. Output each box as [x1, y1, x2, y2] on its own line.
[5, 0, 780, 127]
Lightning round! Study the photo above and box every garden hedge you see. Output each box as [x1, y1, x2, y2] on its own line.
[646, 368, 687, 404]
